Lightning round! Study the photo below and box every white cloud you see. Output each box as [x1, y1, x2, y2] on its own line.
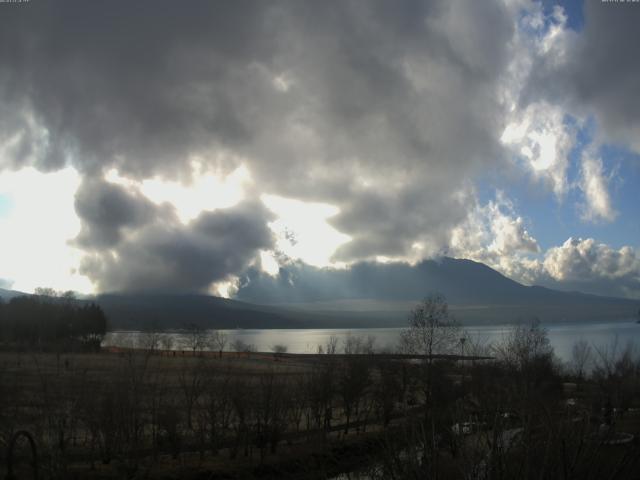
[449, 192, 540, 282]
[522, 1, 640, 155]
[463, 233, 640, 299]
[579, 152, 617, 223]
[501, 102, 575, 199]
[537, 5, 570, 61]
[451, 212, 640, 298]
[537, 237, 640, 298]
[495, 2, 579, 201]
[543, 238, 638, 283]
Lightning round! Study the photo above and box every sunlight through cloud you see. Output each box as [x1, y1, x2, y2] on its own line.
[0, 167, 92, 294]
[106, 164, 250, 223]
[261, 194, 351, 268]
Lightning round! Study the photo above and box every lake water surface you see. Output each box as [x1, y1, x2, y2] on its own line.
[105, 319, 640, 363]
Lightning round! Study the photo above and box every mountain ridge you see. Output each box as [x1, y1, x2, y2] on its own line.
[2, 257, 638, 329]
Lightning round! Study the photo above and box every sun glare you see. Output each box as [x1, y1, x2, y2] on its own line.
[106, 165, 251, 223]
[0, 167, 93, 294]
[261, 194, 351, 267]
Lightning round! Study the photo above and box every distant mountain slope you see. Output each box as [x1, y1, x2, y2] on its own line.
[236, 257, 640, 324]
[95, 293, 405, 330]
[96, 293, 302, 330]
[0, 289, 316, 329]
[93, 258, 640, 327]
[237, 257, 638, 307]
[2, 257, 638, 329]
[0, 288, 27, 300]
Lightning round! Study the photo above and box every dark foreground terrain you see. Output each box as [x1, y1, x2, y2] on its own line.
[2, 324, 640, 480]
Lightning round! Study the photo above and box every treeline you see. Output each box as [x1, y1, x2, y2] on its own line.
[0, 292, 107, 350]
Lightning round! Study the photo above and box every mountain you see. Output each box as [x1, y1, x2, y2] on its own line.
[94, 293, 364, 330]
[0, 288, 390, 329]
[2, 257, 638, 329]
[0, 288, 27, 300]
[236, 257, 640, 325]
[236, 257, 636, 306]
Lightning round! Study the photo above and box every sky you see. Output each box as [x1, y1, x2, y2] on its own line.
[0, 0, 639, 300]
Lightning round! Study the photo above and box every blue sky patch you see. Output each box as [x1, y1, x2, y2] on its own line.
[543, 0, 585, 31]
[0, 195, 11, 217]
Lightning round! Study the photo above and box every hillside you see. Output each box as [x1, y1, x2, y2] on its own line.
[0, 288, 28, 300]
[2, 257, 639, 329]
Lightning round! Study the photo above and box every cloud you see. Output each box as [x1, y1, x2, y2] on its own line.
[80, 199, 274, 294]
[496, 4, 581, 201]
[332, 186, 473, 262]
[0, 1, 636, 298]
[541, 238, 640, 298]
[500, 102, 575, 198]
[0, 278, 13, 290]
[0, 1, 277, 175]
[579, 152, 617, 223]
[448, 192, 540, 282]
[524, 1, 640, 153]
[444, 190, 637, 299]
[0, 0, 519, 271]
[74, 178, 161, 249]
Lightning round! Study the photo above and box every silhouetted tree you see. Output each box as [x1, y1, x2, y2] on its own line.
[0, 295, 107, 350]
[208, 330, 228, 358]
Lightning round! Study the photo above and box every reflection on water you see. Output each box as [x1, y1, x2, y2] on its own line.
[103, 319, 640, 363]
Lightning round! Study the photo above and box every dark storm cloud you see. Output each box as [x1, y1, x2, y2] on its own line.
[0, 0, 531, 294]
[0, 1, 517, 269]
[524, 1, 640, 151]
[0, 0, 278, 175]
[74, 179, 160, 249]
[332, 186, 470, 261]
[80, 200, 274, 293]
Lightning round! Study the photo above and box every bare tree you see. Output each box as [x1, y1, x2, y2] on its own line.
[343, 333, 376, 355]
[493, 318, 553, 371]
[178, 358, 205, 431]
[271, 344, 288, 361]
[160, 333, 174, 352]
[271, 344, 288, 354]
[317, 335, 339, 354]
[180, 324, 208, 355]
[400, 294, 460, 357]
[34, 287, 58, 298]
[138, 331, 161, 353]
[110, 331, 136, 350]
[339, 355, 370, 435]
[592, 335, 622, 379]
[208, 330, 228, 358]
[231, 339, 255, 354]
[570, 338, 592, 379]
[200, 369, 234, 456]
[399, 294, 461, 460]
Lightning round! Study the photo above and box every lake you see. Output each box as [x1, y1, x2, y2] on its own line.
[104, 318, 640, 364]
